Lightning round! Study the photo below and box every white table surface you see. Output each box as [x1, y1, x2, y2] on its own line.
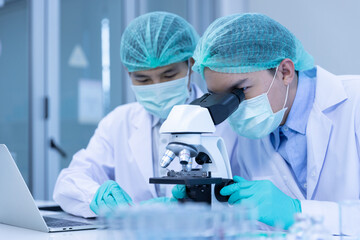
[0, 223, 111, 240]
[2, 202, 343, 240]
[1, 222, 346, 240]
[0, 201, 112, 240]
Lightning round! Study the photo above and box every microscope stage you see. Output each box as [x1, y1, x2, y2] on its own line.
[149, 176, 223, 185]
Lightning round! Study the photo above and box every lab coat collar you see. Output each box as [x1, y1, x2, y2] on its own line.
[306, 66, 347, 199]
[152, 116, 164, 128]
[314, 66, 348, 111]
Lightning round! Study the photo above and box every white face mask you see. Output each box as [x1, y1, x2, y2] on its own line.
[227, 66, 289, 139]
[131, 71, 190, 119]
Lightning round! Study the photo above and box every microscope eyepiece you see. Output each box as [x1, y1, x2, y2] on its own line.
[190, 89, 245, 125]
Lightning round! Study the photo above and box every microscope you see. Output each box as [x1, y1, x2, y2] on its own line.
[149, 89, 245, 206]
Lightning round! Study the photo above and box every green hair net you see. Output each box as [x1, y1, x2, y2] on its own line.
[193, 13, 314, 77]
[120, 11, 199, 72]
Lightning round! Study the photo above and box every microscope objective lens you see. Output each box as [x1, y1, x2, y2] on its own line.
[160, 149, 176, 168]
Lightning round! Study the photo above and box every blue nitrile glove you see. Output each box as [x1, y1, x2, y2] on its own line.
[90, 180, 134, 214]
[171, 185, 187, 199]
[140, 197, 178, 205]
[220, 176, 301, 229]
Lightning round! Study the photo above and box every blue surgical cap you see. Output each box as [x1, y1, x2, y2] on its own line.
[192, 13, 314, 77]
[120, 11, 199, 72]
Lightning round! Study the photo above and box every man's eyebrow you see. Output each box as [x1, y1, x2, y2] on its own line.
[132, 73, 149, 78]
[237, 78, 249, 86]
[161, 68, 177, 74]
[207, 78, 249, 94]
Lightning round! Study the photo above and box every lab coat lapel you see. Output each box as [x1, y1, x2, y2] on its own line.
[261, 136, 305, 200]
[306, 108, 332, 199]
[306, 66, 347, 199]
[128, 110, 157, 198]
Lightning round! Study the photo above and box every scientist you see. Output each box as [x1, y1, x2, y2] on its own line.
[185, 13, 360, 232]
[53, 11, 238, 218]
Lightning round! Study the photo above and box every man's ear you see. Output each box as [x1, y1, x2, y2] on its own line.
[279, 58, 295, 86]
[188, 57, 196, 78]
[189, 57, 195, 68]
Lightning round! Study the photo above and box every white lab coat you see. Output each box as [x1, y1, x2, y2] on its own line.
[53, 83, 239, 218]
[235, 66, 360, 234]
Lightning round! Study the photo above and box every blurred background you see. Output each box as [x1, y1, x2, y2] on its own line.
[0, 0, 359, 200]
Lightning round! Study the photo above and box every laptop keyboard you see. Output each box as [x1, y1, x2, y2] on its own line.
[43, 216, 91, 228]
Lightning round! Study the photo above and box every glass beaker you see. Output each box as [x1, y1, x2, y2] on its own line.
[339, 201, 360, 240]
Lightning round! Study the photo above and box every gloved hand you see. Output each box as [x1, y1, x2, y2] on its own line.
[90, 180, 134, 214]
[171, 184, 187, 199]
[220, 176, 301, 229]
[140, 197, 178, 205]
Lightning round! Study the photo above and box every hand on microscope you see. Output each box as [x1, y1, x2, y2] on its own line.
[220, 176, 301, 229]
[171, 184, 187, 199]
[90, 180, 134, 214]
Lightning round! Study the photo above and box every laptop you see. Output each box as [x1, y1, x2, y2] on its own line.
[0, 144, 103, 232]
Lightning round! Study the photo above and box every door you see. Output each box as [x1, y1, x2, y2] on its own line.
[0, 0, 30, 186]
[46, 0, 130, 199]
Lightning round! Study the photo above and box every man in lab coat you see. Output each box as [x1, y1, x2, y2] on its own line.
[185, 13, 360, 233]
[53, 12, 239, 218]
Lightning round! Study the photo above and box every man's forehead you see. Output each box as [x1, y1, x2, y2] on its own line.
[131, 62, 185, 76]
[205, 69, 249, 83]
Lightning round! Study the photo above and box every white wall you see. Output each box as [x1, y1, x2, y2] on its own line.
[245, 0, 360, 75]
[217, 0, 246, 17]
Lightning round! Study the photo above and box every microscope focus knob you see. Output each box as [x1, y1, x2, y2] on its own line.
[195, 152, 211, 165]
[214, 179, 235, 202]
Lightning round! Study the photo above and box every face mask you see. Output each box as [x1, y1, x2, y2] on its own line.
[131, 71, 190, 119]
[227, 66, 289, 139]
